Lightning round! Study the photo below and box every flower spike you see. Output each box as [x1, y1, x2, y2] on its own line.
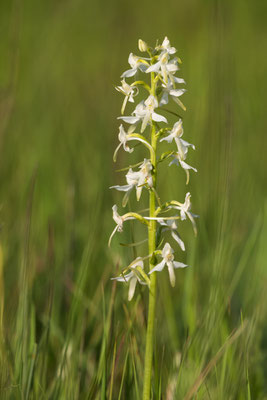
[110, 38, 198, 396]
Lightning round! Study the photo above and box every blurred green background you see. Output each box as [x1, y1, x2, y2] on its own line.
[0, 0, 266, 398]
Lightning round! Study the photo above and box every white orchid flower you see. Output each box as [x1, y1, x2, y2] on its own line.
[113, 124, 154, 162]
[118, 96, 167, 133]
[133, 159, 153, 200]
[110, 159, 153, 205]
[158, 219, 185, 251]
[146, 52, 179, 84]
[110, 168, 140, 206]
[162, 120, 197, 183]
[160, 119, 195, 159]
[156, 36, 177, 55]
[108, 205, 135, 246]
[137, 159, 153, 194]
[171, 192, 198, 235]
[141, 95, 167, 132]
[113, 125, 134, 161]
[159, 79, 186, 110]
[169, 153, 197, 185]
[111, 258, 147, 301]
[118, 101, 146, 129]
[121, 53, 148, 78]
[115, 79, 138, 114]
[149, 243, 188, 287]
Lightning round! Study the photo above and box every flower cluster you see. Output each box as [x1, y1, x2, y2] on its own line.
[110, 37, 198, 300]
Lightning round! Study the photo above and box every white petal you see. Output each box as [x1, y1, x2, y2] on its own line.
[172, 120, 183, 137]
[173, 261, 188, 269]
[141, 111, 150, 133]
[167, 262, 176, 287]
[180, 210, 186, 220]
[160, 133, 174, 143]
[118, 116, 140, 124]
[122, 190, 131, 207]
[166, 61, 178, 73]
[152, 112, 167, 123]
[148, 259, 166, 274]
[111, 271, 133, 282]
[144, 94, 158, 109]
[169, 88, 186, 97]
[162, 242, 173, 259]
[128, 53, 137, 67]
[136, 185, 143, 201]
[121, 68, 137, 78]
[173, 76, 186, 84]
[180, 138, 195, 150]
[171, 231, 185, 251]
[110, 184, 133, 192]
[179, 160, 197, 172]
[187, 212, 198, 236]
[128, 277, 138, 301]
[175, 138, 187, 159]
[159, 91, 169, 106]
[168, 47, 176, 55]
[146, 61, 161, 73]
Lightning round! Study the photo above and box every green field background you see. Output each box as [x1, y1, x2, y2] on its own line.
[0, 0, 266, 398]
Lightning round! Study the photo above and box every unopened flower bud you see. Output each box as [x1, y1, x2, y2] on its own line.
[138, 39, 148, 52]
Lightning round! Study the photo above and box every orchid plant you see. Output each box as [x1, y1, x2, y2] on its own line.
[109, 37, 198, 400]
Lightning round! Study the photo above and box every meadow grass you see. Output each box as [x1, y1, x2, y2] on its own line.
[0, 0, 266, 398]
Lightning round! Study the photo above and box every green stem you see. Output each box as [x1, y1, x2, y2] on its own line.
[143, 73, 157, 400]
